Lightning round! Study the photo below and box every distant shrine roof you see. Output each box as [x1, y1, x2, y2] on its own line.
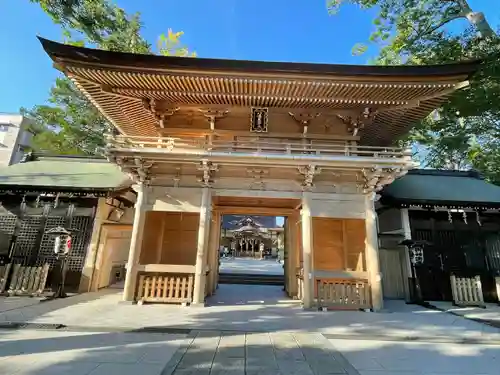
[39, 37, 481, 146]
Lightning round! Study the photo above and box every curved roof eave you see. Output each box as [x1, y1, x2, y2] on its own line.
[38, 37, 482, 79]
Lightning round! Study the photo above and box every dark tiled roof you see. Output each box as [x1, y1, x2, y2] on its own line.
[381, 169, 500, 207]
[38, 37, 481, 78]
[0, 155, 131, 192]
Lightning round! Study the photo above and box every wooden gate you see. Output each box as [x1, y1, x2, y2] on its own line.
[379, 248, 407, 299]
[450, 275, 485, 307]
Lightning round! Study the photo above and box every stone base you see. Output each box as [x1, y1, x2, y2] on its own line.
[117, 300, 136, 305]
[190, 301, 206, 308]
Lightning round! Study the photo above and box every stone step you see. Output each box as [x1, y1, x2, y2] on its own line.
[218, 272, 284, 285]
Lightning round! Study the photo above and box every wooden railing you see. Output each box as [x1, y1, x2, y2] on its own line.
[316, 278, 371, 310]
[137, 272, 194, 304]
[108, 134, 411, 160]
[450, 275, 485, 307]
[0, 263, 50, 296]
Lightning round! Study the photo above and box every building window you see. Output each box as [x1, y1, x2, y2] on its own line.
[250, 108, 268, 133]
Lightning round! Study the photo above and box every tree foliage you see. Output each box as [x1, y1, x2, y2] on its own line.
[328, 0, 500, 183]
[24, 0, 194, 155]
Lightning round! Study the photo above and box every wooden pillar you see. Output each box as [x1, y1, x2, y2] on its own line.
[207, 211, 221, 295]
[301, 193, 314, 309]
[123, 184, 148, 302]
[365, 193, 383, 311]
[400, 208, 413, 302]
[192, 187, 211, 306]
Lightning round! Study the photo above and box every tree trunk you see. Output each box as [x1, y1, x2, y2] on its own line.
[459, 0, 496, 38]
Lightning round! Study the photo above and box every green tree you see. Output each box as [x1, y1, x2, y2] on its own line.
[24, 0, 194, 155]
[328, 1, 500, 183]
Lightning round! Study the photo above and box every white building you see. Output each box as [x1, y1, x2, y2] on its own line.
[0, 114, 35, 166]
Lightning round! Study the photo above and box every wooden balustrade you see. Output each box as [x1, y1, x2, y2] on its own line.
[109, 135, 410, 160]
[137, 273, 194, 304]
[450, 275, 485, 307]
[316, 278, 371, 310]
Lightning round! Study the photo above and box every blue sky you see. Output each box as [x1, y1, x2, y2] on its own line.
[0, 0, 498, 114]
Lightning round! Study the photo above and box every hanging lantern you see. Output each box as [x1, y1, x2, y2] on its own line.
[64, 236, 72, 255]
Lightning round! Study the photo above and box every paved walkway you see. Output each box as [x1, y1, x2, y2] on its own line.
[329, 337, 500, 375]
[1, 327, 499, 374]
[2, 286, 500, 374]
[219, 258, 284, 275]
[164, 331, 357, 375]
[1, 285, 500, 343]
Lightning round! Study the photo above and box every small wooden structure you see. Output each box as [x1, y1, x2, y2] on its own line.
[450, 275, 485, 307]
[0, 154, 135, 294]
[379, 169, 500, 304]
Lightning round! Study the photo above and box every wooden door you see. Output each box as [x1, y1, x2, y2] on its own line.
[379, 248, 406, 299]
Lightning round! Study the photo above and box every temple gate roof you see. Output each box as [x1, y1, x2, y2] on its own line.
[38, 38, 480, 146]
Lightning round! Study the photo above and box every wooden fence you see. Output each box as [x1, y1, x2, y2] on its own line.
[1, 264, 50, 296]
[0, 263, 11, 293]
[316, 278, 371, 310]
[137, 273, 194, 304]
[450, 275, 485, 307]
[496, 277, 500, 303]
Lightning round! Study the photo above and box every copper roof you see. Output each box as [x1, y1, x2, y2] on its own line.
[38, 37, 480, 146]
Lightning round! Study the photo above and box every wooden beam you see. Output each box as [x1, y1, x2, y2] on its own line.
[136, 264, 196, 273]
[213, 205, 297, 216]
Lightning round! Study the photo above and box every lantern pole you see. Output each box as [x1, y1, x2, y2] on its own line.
[43, 226, 77, 300]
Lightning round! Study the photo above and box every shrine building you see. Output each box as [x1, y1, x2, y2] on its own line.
[39, 37, 480, 310]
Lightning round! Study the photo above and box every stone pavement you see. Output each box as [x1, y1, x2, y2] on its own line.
[219, 258, 284, 275]
[329, 337, 500, 375]
[0, 328, 186, 375]
[1, 285, 500, 343]
[0, 329, 359, 375]
[164, 331, 357, 375]
[2, 284, 500, 374]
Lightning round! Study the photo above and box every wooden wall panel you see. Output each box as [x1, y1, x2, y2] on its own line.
[313, 218, 344, 270]
[160, 212, 199, 265]
[139, 211, 164, 264]
[309, 218, 367, 272]
[344, 219, 366, 271]
[139, 212, 200, 266]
